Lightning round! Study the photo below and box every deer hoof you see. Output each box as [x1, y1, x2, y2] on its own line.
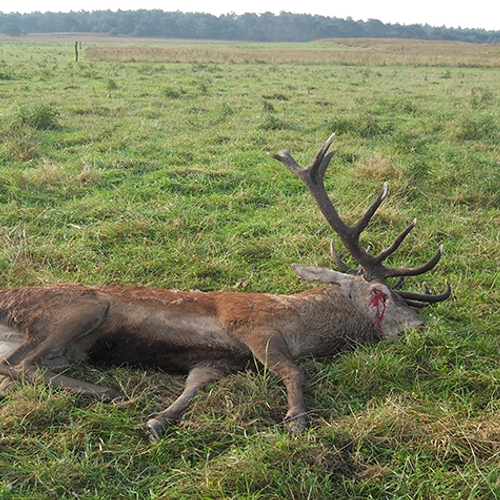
[146, 419, 165, 443]
[146, 415, 177, 443]
[146, 413, 177, 444]
[284, 413, 309, 433]
[100, 388, 124, 403]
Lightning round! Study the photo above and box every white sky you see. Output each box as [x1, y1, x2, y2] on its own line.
[3, 0, 500, 32]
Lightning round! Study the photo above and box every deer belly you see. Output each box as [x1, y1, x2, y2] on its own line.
[86, 330, 252, 374]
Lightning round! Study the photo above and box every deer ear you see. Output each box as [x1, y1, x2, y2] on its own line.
[291, 264, 352, 285]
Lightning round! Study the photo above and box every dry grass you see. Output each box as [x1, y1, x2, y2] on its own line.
[341, 394, 500, 463]
[330, 37, 500, 56]
[0, 161, 100, 192]
[352, 151, 401, 182]
[84, 38, 500, 67]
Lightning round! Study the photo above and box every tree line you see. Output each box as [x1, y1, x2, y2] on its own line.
[1, 10, 499, 44]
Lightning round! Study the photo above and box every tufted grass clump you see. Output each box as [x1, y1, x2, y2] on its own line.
[15, 102, 60, 130]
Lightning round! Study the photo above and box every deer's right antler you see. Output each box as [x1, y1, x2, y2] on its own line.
[268, 133, 451, 304]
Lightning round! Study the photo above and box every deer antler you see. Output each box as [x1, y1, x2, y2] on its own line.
[397, 280, 452, 307]
[268, 133, 451, 303]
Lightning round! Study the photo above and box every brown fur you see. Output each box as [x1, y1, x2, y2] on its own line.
[0, 282, 384, 440]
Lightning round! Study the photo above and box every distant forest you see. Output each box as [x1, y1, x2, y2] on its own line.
[1, 10, 499, 43]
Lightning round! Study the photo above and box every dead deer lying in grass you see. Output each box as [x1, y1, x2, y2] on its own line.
[0, 134, 450, 441]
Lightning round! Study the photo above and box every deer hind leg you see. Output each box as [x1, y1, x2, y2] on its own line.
[146, 366, 224, 443]
[0, 364, 123, 402]
[0, 296, 121, 402]
[247, 331, 308, 433]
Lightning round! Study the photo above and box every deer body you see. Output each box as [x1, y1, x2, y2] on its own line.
[0, 134, 450, 440]
[0, 283, 381, 367]
[0, 281, 388, 438]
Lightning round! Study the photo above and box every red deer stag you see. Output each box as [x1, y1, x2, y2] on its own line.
[0, 133, 450, 441]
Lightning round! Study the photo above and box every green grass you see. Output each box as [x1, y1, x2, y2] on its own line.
[0, 38, 499, 499]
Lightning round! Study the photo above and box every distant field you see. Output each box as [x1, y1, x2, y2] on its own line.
[83, 37, 500, 67]
[0, 38, 499, 499]
[3, 33, 500, 66]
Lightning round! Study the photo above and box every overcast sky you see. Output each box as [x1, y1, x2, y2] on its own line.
[4, 0, 500, 32]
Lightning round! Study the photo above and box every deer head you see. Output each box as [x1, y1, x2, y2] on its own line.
[269, 133, 451, 337]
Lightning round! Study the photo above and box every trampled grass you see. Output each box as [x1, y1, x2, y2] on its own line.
[0, 37, 499, 499]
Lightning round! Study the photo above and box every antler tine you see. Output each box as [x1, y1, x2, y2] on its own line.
[397, 280, 452, 304]
[268, 133, 338, 185]
[374, 218, 417, 265]
[353, 182, 388, 237]
[330, 239, 356, 274]
[382, 244, 445, 279]
[307, 132, 337, 184]
[267, 149, 303, 175]
[392, 276, 405, 290]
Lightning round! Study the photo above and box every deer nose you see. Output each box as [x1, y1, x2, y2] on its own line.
[408, 318, 426, 330]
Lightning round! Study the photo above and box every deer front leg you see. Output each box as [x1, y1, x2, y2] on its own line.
[247, 331, 308, 433]
[146, 366, 224, 443]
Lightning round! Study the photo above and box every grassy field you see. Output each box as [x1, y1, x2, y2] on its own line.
[0, 37, 499, 499]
